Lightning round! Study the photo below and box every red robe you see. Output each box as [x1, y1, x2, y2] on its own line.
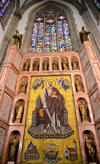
[44, 87, 63, 127]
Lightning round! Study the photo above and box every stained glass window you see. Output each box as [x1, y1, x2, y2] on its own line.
[45, 23, 50, 52]
[29, 7, 73, 53]
[0, 0, 11, 18]
[51, 23, 57, 52]
[93, 0, 100, 9]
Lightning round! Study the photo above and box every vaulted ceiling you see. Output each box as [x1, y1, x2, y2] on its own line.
[16, 0, 87, 16]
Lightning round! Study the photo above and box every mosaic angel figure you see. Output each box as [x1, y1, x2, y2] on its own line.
[56, 77, 70, 93]
[31, 78, 47, 93]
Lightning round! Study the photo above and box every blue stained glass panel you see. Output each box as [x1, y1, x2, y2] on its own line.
[63, 20, 73, 51]
[58, 20, 65, 52]
[51, 23, 57, 52]
[44, 23, 50, 52]
[36, 22, 43, 53]
[0, 0, 10, 17]
[93, 0, 100, 9]
[29, 22, 38, 53]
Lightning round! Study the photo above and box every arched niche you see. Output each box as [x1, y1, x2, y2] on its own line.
[61, 57, 69, 70]
[18, 76, 28, 94]
[42, 57, 49, 71]
[23, 58, 31, 72]
[74, 75, 84, 92]
[77, 98, 90, 123]
[71, 56, 79, 70]
[33, 58, 40, 71]
[12, 99, 25, 123]
[7, 130, 20, 163]
[52, 57, 59, 71]
[82, 130, 98, 163]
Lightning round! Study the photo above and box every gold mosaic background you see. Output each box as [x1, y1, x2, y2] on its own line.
[21, 75, 82, 164]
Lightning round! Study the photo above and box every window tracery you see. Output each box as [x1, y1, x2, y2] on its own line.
[29, 6, 73, 53]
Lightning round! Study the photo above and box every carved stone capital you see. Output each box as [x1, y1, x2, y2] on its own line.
[79, 7, 88, 15]
[14, 11, 22, 20]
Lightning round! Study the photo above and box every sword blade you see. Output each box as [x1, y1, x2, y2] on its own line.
[45, 107, 57, 134]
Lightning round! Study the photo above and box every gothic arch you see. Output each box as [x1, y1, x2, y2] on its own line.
[21, 1, 81, 53]
[19, 0, 83, 15]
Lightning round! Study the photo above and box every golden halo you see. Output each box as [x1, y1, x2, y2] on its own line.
[45, 79, 56, 87]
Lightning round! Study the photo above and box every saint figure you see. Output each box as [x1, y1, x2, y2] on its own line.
[9, 135, 19, 162]
[12, 30, 22, 49]
[41, 81, 64, 134]
[43, 59, 49, 70]
[61, 59, 68, 70]
[15, 102, 24, 123]
[79, 26, 90, 44]
[33, 60, 39, 71]
[86, 135, 96, 162]
[24, 60, 30, 71]
[79, 102, 88, 122]
[21, 79, 27, 93]
[52, 60, 58, 70]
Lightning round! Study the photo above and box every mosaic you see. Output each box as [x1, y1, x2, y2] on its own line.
[21, 75, 82, 164]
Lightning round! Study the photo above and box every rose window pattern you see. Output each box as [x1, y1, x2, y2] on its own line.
[29, 6, 73, 53]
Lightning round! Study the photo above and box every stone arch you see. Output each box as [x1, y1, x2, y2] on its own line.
[19, 0, 83, 15]
[21, 1, 81, 53]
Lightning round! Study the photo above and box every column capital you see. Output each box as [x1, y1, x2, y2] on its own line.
[79, 7, 88, 16]
[14, 11, 22, 20]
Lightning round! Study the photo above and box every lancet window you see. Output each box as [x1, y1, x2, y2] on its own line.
[0, 0, 11, 17]
[29, 6, 73, 53]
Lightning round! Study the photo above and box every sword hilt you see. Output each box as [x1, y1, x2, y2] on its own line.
[42, 105, 50, 111]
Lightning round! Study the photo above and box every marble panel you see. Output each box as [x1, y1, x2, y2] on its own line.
[6, 68, 17, 92]
[0, 127, 6, 158]
[90, 89, 100, 121]
[80, 47, 89, 69]
[93, 63, 100, 81]
[12, 51, 21, 70]
[0, 92, 13, 122]
[88, 45, 95, 59]
[0, 67, 8, 84]
[6, 49, 14, 63]
[84, 65, 96, 91]
[97, 128, 100, 141]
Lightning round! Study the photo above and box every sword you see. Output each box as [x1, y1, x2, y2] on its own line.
[43, 106, 58, 134]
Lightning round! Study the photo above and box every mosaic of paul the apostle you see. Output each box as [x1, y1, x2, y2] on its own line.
[41, 81, 64, 134]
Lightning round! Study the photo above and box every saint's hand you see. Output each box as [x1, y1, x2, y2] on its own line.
[43, 105, 46, 109]
[51, 94, 57, 98]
